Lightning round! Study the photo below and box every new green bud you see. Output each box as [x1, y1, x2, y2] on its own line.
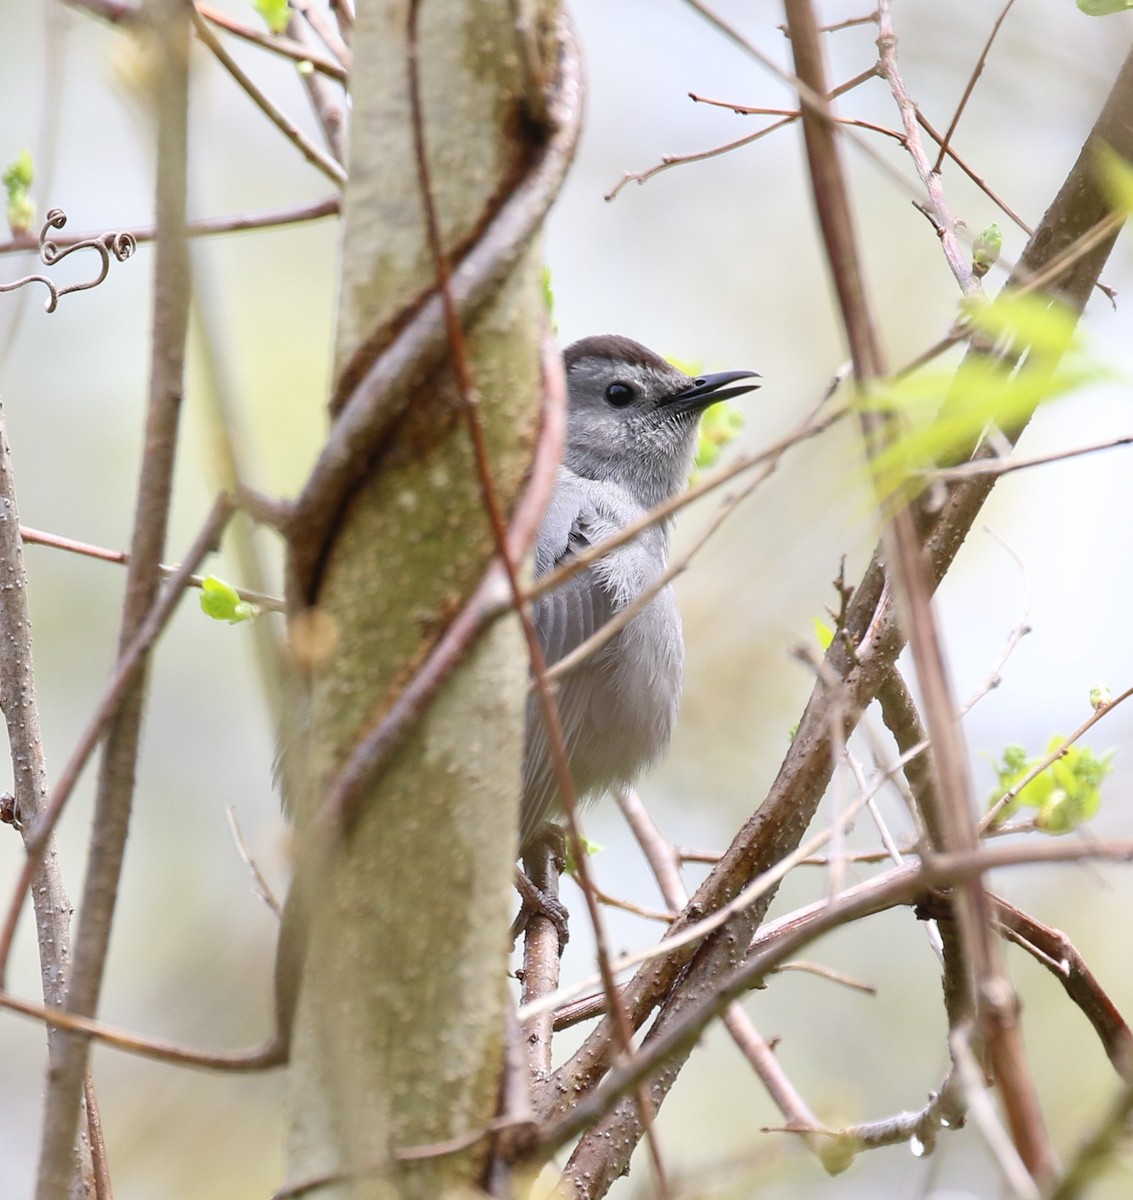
[971, 223, 1002, 278]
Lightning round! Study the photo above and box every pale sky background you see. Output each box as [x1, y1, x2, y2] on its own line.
[1, 2, 1132, 1197]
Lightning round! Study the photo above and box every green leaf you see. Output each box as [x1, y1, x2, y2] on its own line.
[2, 148, 33, 190]
[987, 738, 1114, 834]
[199, 574, 260, 624]
[252, 0, 291, 35]
[564, 835, 603, 874]
[971, 223, 1002, 276]
[812, 616, 835, 650]
[693, 401, 745, 476]
[3, 149, 35, 236]
[1077, 0, 1133, 15]
[963, 290, 1080, 361]
[863, 289, 1107, 505]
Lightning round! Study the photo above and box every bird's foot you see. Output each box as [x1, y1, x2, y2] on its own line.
[512, 869, 570, 948]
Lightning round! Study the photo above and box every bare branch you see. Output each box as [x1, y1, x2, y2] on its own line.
[190, 8, 347, 188]
[196, 4, 348, 81]
[932, 0, 1018, 174]
[20, 524, 283, 611]
[877, 1, 983, 295]
[537, 839, 1133, 1160]
[0, 987, 284, 1071]
[34, 12, 195, 1180]
[0, 196, 340, 258]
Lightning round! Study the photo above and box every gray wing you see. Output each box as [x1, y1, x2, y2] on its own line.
[521, 476, 619, 847]
[532, 484, 617, 667]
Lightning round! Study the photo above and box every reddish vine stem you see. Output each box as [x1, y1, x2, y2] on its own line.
[401, 6, 668, 1192]
[317, 332, 565, 830]
[286, 21, 584, 603]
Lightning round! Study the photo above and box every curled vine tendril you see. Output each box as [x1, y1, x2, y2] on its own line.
[0, 208, 136, 312]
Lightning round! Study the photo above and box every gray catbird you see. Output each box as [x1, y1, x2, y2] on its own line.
[520, 335, 760, 851]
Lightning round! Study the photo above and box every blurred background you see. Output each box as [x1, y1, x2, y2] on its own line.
[1, 1, 1131, 1196]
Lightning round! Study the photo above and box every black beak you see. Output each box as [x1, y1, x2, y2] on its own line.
[660, 369, 762, 410]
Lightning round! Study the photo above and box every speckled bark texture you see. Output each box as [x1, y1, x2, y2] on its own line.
[284, 1, 561, 1196]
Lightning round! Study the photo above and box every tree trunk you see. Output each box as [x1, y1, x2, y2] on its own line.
[282, 1, 568, 1196]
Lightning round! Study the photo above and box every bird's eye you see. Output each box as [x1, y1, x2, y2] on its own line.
[605, 381, 635, 407]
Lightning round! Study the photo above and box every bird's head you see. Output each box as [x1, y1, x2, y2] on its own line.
[562, 335, 760, 510]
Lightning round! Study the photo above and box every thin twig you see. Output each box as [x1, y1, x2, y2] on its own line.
[929, 435, 1133, 483]
[773, 960, 876, 995]
[981, 684, 1133, 832]
[606, 65, 879, 202]
[404, 5, 668, 1191]
[0, 987, 284, 1070]
[778, 11, 879, 37]
[289, 0, 352, 69]
[932, 0, 1018, 174]
[0, 501, 235, 982]
[225, 807, 282, 917]
[0, 197, 340, 258]
[196, 4, 347, 80]
[689, 93, 906, 145]
[605, 119, 796, 201]
[877, 1, 982, 297]
[34, 6, 194, 1193]
[20, 524, 283, 611]
[537, 839, 1133, 1159]
[190, 9, 347, 188]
